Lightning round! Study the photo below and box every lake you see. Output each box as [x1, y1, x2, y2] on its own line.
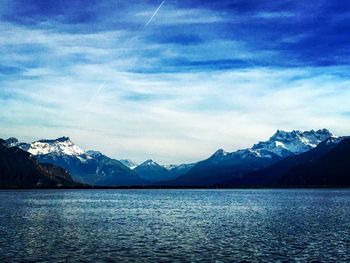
[0, 189, 349, 262]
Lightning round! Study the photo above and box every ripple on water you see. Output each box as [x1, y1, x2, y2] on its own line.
[0, 189, 349, 262]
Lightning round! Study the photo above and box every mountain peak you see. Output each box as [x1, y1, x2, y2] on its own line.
[211, 149, 229, 159]
[119, 159, 138, 169]
[38, 136, 70, 143]
[215, 149, 228, 155]
[5, 137, 18, 142]
[252, 128, 334, 158]
[86, 150, 102, 157]
[4, 137, 19, 147]
[271, 129, 333, 141]
[143, 159, 158, 165]
[271, 129, 301, 140]
[29, 137, 84, 156]
[57, 136, 70, 142]
[137, 159, 162, 167]
[314, 128, 333, 136]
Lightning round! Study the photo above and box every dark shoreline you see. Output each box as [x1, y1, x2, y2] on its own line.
[1, 185, 349, 190]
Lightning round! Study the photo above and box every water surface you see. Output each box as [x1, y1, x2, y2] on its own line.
[0, 189, 349, 262]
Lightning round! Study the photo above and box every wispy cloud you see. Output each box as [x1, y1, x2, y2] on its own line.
[2, 64, 350, 163]
[1, 0, 350, 164]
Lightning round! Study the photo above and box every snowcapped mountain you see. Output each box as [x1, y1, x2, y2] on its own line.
[28, 137, 86, 157]
[119, 159, 138, 169]
[209, 129, 334, 162]
[2, 128, 336, 187]
[0, 139, 80, 188]
[173, 129, 334, 186]
[134, 159, 174, 182]
[134, 160, 196, 183]
[250, 129, 333, 158]
[26, 137, 94, 167]
[139, 159, 159, 167]
[6, 137, 143, 186]
[134, 159, 174, 183]
[224, 135, 350, 188]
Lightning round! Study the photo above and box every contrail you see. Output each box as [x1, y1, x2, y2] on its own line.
[85, 80, 108, 109]
[85, 0, 166, 111]
[145, 0, 166, 27]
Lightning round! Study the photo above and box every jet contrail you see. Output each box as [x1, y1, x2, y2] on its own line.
[85, 0, 166, 112]
[85, 80, 108, 109]
[145, 0, 166, 27]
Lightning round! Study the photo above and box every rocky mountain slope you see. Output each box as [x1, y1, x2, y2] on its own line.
[0, 139, 80, 188]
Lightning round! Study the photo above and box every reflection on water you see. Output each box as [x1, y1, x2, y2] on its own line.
[0, 189, 349, 262]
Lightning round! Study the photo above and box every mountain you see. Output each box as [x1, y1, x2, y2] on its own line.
[119, 159, 138, 169]
[166, 163, 196, 178]
[10, 137, 143, 186]
[3, 128, 342, 188]
[172, 129, 334, 186]
[4, 137, 19, 147]
[28, 137, 85, 156]
[0, 139, 80, 188]
[222, 136, 344, 187]
[134, 160, 195, 183]
[276, 137, 350, 187]
[250, 129, 332, 158]
[4, 137, 30, 151]
[134, 159, 171, 182]
[84, 150, 144, 186]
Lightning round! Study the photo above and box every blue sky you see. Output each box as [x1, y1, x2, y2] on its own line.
[1, 0, 350, 164]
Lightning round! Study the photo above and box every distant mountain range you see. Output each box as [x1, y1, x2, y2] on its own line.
[134, 160, 195, 183]
[5, 137, 143, 186]
[222, 136, 348, 187]
[1, 128, 350, 188]
[2, 136, 192, 186]
[171, 129, 334, 186]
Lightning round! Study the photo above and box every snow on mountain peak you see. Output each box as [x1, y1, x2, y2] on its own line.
[119, 159, 138, 169]
[208, 129, 335, 162]
[252, 129, 334, 157]
[28, 137, 85, 156]
[140, 159, 159, 167]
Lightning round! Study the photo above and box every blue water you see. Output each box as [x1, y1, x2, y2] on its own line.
[0, 189, 349, 262]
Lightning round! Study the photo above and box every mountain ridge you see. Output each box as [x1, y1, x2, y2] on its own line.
[3, 128, 348, 188]
[6, 137, 144, 186]
[171, 129, 335, 186]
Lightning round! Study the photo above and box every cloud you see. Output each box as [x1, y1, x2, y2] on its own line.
[1, 0, 350, 164]
[2, 63, 350, 163]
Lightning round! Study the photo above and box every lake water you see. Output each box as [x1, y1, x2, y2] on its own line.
[0, 189, 349, 262]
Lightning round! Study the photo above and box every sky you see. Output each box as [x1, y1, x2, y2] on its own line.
[1, 0, 350, 164]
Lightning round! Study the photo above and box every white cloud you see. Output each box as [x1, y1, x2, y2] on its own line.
[1, 63, 350, 164]
[1, 9, 350, 164]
